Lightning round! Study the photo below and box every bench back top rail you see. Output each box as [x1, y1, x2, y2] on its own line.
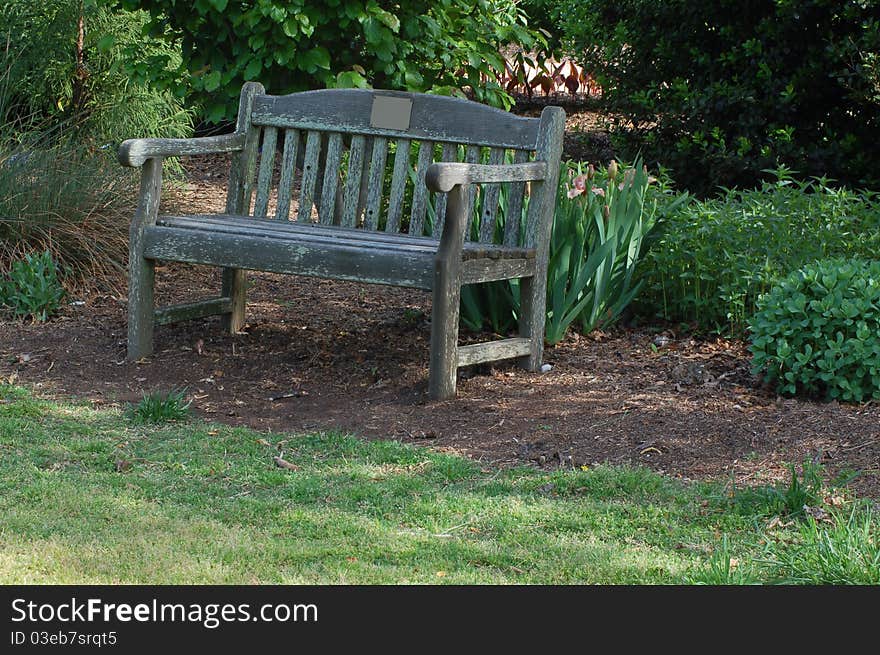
[223, 83, 564, 249]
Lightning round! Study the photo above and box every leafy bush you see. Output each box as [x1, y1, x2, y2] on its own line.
[637, 172, 880, 334]
[0, 250, 66, 322]
[119, 0, 543, 123]
[551, 0, 880, 194]
[749, 259, 880, 402]
[459, 158, 675, 343]
[0, 1, 191, 145]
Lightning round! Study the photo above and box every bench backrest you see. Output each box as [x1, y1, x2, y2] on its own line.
[226, 83, 565, 249]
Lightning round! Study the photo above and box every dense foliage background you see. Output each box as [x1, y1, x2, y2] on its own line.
[540, 0, 880, 195]
[119, 0, 543, 123]
[0, 0, 190, 144]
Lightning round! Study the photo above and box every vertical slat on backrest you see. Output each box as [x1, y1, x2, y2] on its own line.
[252, 126, 278, 218]
[341, 135, 367, 227]
[364, 137, 388, 230]
[431, 143, 459, 238]
[296, 131, 322, 222]
[478, 147, 507, 243]
[356, 138, 375, 226]
[504, 149, 530, 246]
[319, 133, 343, 224]
[524, 107, 566, 249]
[409, 141, 434, 236]
[275, 128, 300, 220]
[463, 145, 481, 239]
[385, 138, 410, 233]
[226, 82, 263, 216]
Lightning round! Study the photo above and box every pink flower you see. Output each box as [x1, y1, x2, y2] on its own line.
[592, 187, 605, 197]
[618, 168, 636, 190]
[567, 173, 588, 198]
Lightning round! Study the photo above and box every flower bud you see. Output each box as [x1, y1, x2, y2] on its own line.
[607, 160, 618, 181]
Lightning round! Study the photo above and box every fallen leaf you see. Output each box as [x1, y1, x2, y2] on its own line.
[273, 456, 299, 471]
[435, 571, 446, 578]
[256, 438, 273, 447]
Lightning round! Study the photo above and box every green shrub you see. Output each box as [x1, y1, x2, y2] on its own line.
[0, 1, 191, 145]
[0, 250, 66, 322]
[130, 389, 191, 424]
[749, 259, 880, 403]
[119, 0, 543, 122]
[551, 0, 880, 194]
[637, 172, 880, 334]
[459, 158, 677, 342]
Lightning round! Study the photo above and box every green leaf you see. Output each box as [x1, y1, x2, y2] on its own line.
[96, 35, 116, 52]
[299, 47, 330, 73]
[202, 70, 222, 92]
[244, 58, 262, 80]
[334, 71, 369, 89]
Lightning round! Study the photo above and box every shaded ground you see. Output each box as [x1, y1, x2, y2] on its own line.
[2, 108, 878, 499]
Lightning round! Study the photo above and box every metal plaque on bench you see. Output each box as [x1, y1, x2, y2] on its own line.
[369, 95, 412, 130]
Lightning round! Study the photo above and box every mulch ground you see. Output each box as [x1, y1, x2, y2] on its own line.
[2, 106, 878, 499]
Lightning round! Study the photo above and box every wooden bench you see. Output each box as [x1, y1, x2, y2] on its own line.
[118, 83, 565, 399]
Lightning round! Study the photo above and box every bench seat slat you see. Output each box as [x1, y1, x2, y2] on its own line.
[154, 215, 536, 261]
[143, 225, 436, 290]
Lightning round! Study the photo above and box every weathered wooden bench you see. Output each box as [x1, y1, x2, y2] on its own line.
[119, 83, 564, 399]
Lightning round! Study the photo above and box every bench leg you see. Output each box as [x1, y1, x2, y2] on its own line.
[221, 267, 246, 333]
[429, 268, 462, 400]
[128, 252, 155, 360]
[517, 273, 546, 370]
[429, 184, 467, 401]
[127, 157, 162, 361]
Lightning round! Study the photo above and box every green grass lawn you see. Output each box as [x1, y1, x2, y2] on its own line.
[0, 385, 877, 584]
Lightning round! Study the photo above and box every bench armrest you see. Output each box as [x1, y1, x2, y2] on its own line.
[118, 133, 247, 167]
[424, 161, 547, 193]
